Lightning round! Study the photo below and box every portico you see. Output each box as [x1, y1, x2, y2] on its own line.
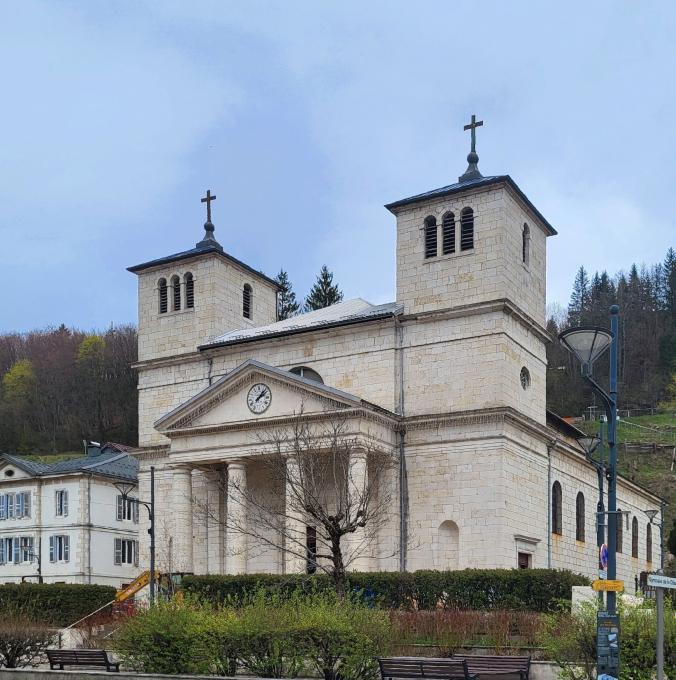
[137, 359, 399, 576]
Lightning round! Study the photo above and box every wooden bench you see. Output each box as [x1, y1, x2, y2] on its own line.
[47, 649, 120, 672]
[379, 657, 477, 680]
[453, 655, 531, 680]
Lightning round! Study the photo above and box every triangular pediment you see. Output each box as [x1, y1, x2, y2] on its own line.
[0, 457, 37, 480]
[155, 360, 367, 433]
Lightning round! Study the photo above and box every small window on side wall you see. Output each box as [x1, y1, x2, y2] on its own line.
[424, 216, 437, 259]
[522, 223, 530, 266]
[185, 272, 194, 308]
[551, 481, 562, 535]
[243, 284, 253, 319]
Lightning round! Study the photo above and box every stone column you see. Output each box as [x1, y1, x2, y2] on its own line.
[172, 465, 194, 573]
[346, 449, 372, 571]
[206, 470, 225, 574]
[225, 461, 248, 574]
[284, 456, 306, 574]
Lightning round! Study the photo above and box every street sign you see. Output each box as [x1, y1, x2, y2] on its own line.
[647, 573, 676, 590]
[592, 580, 624, 592]
[599, 569, 608, 580]
[599, 543, 609, 570]
[597, 611, 620, 679]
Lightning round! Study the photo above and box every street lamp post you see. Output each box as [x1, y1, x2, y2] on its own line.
[114, 466, 156, 605]
[559, 306, 620, 678]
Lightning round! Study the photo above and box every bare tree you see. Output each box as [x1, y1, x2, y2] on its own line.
[195, 411, 398, 597]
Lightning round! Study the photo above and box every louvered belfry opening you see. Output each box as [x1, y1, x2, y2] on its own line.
[442, 211, 455, 255]
[424, 216, 437, 258]
[243, 284, 252, 319]
[158, 278, 168, 314]
[460, 207, 474, 251]
[185, 272, 194, 308]
[171, 275, 181, 311]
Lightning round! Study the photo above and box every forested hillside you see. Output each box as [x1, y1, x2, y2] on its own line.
[547, 248, 676, 417]
[0, 326, 137, 453]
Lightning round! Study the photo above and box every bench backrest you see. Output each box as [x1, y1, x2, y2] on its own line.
[379, 658, 470, 680]
[47, 649, 111, 664]
[454, 655, 530, 671]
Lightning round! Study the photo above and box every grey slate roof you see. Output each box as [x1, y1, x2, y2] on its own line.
[127, 241, 280, 290]
[200, 298, 403, 351]
[0, 445, 138, 482]
[384, 174, 557, 236]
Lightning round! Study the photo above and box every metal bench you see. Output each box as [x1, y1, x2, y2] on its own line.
[379, 657, 477, 680]
[47, 649, 120, 672]
[453, 655, 531, 680]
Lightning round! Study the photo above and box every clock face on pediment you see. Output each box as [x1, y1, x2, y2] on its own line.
[247, 383, 272, 414]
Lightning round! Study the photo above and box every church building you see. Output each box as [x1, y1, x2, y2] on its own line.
[129, 121, 660, 582]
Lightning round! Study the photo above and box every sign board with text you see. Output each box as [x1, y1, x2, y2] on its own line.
[592, 580, 624, 592]
[647, 573, 676, 590]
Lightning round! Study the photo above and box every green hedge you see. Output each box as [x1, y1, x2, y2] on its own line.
[0, 583, 116, 627]
[182, 569, 589, 612]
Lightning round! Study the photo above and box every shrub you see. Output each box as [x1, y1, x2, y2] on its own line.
[0, 611, 56, 668]
[113, 601, 216, 674]
[0, 584, 115, 627]
[542, 599, 676, 680]
[183, 568, 588, 612]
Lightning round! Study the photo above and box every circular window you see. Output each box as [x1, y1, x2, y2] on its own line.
[4, 469, 15, 477]
[520, 367, 531, 390]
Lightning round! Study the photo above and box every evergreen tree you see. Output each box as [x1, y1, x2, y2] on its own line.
[274, 269, 300, 320]
[568, 266, 590, 325]
[304, 265, 343, 312]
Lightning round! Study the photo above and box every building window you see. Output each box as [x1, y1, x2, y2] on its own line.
[171, 275, 181, 311]
[631, 517, 639, 558]
[20, 537, 34, 563]
[290, 366, 324, 384]
[442, 212, 455, 255]
[116, 495, 139, 523]
[460, 207, 474, 251]
[517, 552, 532, 569]
[616, 509, 623, 553]
[49, 535, 70, 562]
[158, 278, 168, 314]
[424, 216, 437, 258]
[243, 284, 253, 319]
[520, 367, 531, 390]
[306, 526, 317, 574]
[55, 490, 68, 517]
[575, 492, 585, 542]
[115, 538, 138, 566]
[552, 481, 562, 535]
[185, 272, 194, 309]
[646, 523, 652, 563]
[0, 492, 31, 519]
[522, 223, 530, 266]
[0, 537, 24, 564]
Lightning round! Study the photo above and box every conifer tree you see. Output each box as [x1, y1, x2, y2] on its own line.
[304, 265, 343, 312]
[274, 269, 300, 320]
[567, 266, 590, 325]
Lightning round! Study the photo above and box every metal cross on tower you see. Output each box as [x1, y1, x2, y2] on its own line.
[463, 114, 483, 154]
[201, 189, 217, 224]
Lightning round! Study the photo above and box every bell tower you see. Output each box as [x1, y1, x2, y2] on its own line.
[129, 190, 280, 363]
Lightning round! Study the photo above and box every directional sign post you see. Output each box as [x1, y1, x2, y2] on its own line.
[647, 572, 675, 680]
[592, 580, 624, 592]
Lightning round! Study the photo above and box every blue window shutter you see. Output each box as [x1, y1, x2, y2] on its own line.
[114, 538, 122, 565]
[116, 495, 123, 521]
[63, 492, 68, 517]
[17, 493, 24, 518]
[12, 538, 20, 564]
[0, 495, 6, 520]
[24, 492, 31, 518]
[7, 494, 14, 519]
[49, 536, 55, 562]
[0, 538, 5, 563]
[63, 536, 70, 562]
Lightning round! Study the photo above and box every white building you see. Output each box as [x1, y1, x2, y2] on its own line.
[129, 132, 661, 583]
[0, 443, 140, 588]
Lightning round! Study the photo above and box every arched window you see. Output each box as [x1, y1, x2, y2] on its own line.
[520, 367, 531, 390]
[460, 207, 474, 251]
[290, 366, 324, 384]
[184, 272, 194, 309]
[552, 481, 562, 535]
[442, 212, 455, 255]
[243, 284, 253, 319]
[646, 523, 653, 563]
[575, 492, 585, 542]
[522, 223, 530, 266]
[631, 517, 639, 558]
[424, 216, 437, 259]
[616, 508, 623, 553]
[171, 275, 181, 311]
[437, 520, 459, 570]
[158, 278, 168, 314]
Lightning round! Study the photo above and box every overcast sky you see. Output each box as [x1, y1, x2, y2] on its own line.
[1, 1, 674, 333]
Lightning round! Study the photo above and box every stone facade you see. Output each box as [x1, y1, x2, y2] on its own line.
[130, 174, 660, 584]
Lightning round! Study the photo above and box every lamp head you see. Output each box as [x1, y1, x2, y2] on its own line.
[112, 481, 136, 499]
[577, 435, 601, 457]
[558, 326, 613, 371]
[644, 509, 660, 524]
